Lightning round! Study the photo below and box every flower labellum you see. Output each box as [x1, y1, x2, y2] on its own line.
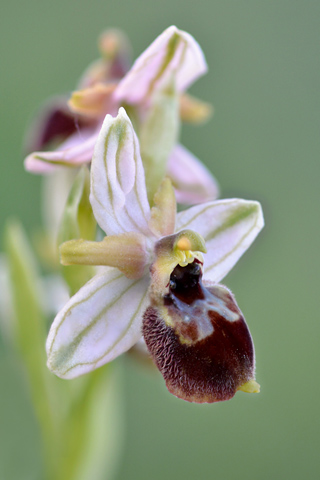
[143, 259, 258, 403]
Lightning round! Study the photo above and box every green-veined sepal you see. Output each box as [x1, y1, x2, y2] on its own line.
[176, 199, 264, 282]
[46, 267, 150, 379]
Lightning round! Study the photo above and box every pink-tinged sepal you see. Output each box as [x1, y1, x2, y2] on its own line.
[24, 127, 99, 173]
[167, 144, 219, 204]
[114, 25, 207, 105]
[143, 262, 257, 403]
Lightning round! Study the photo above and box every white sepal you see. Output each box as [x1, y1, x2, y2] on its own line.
[46, 267, 150, 379]
[90, 108, 151, 236]
[176, 199, 264, 282]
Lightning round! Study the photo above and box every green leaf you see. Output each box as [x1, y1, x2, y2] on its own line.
[57, 166, 96, 294]
[58, 165, 96, 243]
[4, 219, 58, 472]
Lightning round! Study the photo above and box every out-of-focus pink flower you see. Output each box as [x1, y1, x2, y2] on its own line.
[25, 26, 218, 205]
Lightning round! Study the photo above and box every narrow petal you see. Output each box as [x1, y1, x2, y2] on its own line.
[179, 93, 213, 124]
[24, 127, 99, 173]
[60, 232, 148, 279]
[176, 199, 264, 282]
[149, 178, 176, 237]
[114, 26, 207, 104]
[139, 80, 179, 202]
[90, 108, 151, 236]
[167, 144, 219, 204]
[68, 83, 117, 118]
[46, 268, 150, 379]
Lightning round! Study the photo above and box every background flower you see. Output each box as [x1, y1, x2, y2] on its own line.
[24, 26, 218, 205]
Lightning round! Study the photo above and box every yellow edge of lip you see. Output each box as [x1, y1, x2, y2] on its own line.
[238, 379, 260, 394]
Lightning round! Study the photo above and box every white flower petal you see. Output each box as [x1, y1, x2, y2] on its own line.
[167, 144, 219, 204]
[114, 25, 207, 104]
[176, 199, 264, 282]
[46, 267, 150, 379]
[90, 108, 151, 236]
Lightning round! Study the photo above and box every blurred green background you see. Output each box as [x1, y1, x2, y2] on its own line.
[1, 0, 319, 479]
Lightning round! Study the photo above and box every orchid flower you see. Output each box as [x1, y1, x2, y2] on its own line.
[25, 26, 218, 205]
[24, 29, 132, 156]
[46, 108, 264, 403]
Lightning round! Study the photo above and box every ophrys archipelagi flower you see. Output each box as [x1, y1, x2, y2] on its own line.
[46, 108, 264, 403]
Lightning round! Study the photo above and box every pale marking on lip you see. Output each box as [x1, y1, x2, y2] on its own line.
[167, 286, 240, 345]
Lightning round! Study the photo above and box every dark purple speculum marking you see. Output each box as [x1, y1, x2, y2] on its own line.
[142, 262, 255, 403]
